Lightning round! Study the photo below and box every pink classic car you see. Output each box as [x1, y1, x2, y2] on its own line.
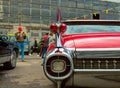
[43, 20, 120, 88]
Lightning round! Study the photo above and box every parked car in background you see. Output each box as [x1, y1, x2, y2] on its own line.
[0, 34, 19, 69]
[43, 20, 120, 88]
[8, 34, 30, 54]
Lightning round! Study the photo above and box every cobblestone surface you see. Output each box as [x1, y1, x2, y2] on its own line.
[0, 54, 56, 88]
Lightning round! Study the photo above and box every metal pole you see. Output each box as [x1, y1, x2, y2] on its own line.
[58, 0, 61, 7]
[76, 0, 77, 17]
[50, 0, 51, 24]
[18, 1, 21, 26]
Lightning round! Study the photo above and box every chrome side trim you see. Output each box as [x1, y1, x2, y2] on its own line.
[74, 69, 120, 72]
[67, 48, 120, 51]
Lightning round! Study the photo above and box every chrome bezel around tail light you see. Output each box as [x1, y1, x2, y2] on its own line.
[44, 48, 73, 80]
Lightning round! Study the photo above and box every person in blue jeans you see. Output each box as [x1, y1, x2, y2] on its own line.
[42, 46, 48, 58]
[41, 33, 49, 59]
[17, 42, 25, 61]
[15, 27, 26, 62]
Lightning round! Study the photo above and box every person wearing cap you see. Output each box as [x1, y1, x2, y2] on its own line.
[15, 27, 26, 62]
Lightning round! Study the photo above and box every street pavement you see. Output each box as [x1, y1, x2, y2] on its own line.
[0, 54, 56, 88]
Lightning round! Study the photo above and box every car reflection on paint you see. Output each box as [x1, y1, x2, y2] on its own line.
[0, 34, 19, 69]
[43, 20, 120, 88]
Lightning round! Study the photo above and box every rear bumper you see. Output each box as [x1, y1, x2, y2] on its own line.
[64, 69, 120, 88]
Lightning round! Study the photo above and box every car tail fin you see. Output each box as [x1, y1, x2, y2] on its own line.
[57, 7, 61, 23]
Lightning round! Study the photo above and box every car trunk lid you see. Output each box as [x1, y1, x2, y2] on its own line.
[63, 32, 120, 48]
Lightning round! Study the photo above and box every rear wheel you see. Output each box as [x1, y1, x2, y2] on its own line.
[4, 51, 17, 69]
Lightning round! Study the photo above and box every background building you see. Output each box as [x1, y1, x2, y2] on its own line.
[0, 0, 120, 44]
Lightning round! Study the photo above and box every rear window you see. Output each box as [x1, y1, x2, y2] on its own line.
[65, 25, 120, 34]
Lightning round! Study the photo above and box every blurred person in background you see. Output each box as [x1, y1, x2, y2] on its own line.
[29, 38, 39, 56]
[15, 27, 26, 62]
[41, 33, 49, 58]
[48, 32, 55, 45]
[39, 38, 44, 57]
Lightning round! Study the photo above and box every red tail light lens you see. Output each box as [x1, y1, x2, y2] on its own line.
[59, 23, 67, 33]
[50, 23, 57, 33]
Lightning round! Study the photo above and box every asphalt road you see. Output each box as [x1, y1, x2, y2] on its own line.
[1, 54, 120, 88]
[0, 54, 56, 88]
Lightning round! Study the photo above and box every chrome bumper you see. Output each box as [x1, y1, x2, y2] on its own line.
[65, 69, 120, 88]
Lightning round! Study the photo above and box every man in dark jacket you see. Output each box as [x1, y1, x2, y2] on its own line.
[29, 38, 39, 56]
